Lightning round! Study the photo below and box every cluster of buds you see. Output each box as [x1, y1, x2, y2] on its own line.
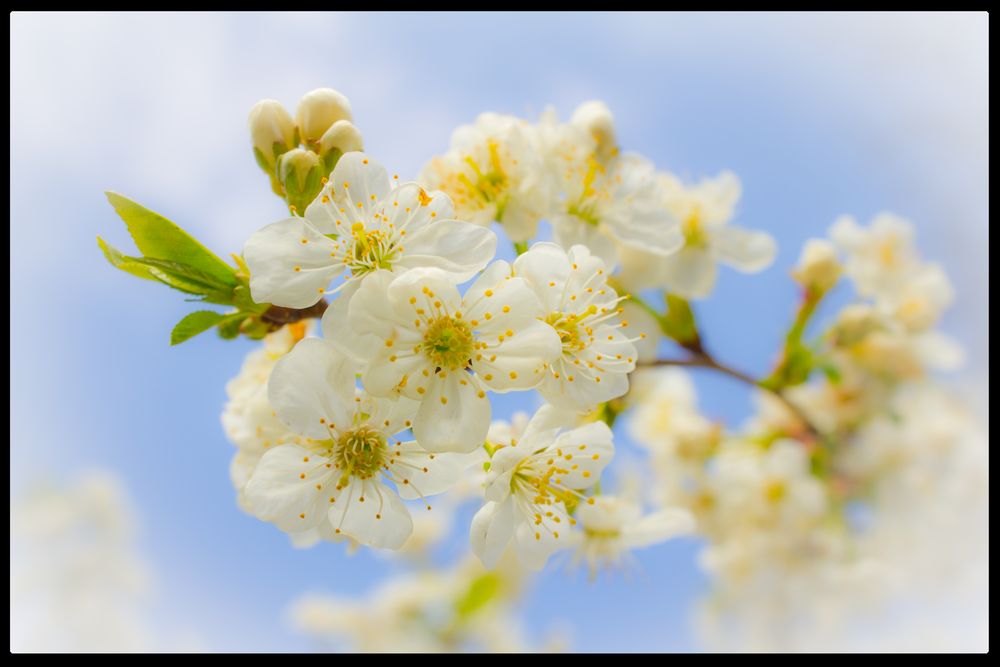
[248, 88, 364, 213]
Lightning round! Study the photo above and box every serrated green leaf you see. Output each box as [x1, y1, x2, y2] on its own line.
[97, 236, 157, 281]
[170, 310, 228, 345]
[105, 192, 237, 286]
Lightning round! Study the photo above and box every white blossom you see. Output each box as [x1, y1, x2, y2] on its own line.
[244, 338, 472, 550]
[566, 495, 694, 577]
[344, 263, 561, 453]
[471, 405, 614, 569]
[420, 113, 552, 242]
[514, 242, 637, 410]
[244, 151, 496, 309]
[618, 171, 775, 298]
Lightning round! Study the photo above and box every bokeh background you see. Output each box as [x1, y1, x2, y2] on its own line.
[10, 12, 988, 651]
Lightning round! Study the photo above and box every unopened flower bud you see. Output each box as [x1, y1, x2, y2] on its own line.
[571, 100, 617, 162]
[830, 304, 883, 348]
[296, 88, 353, 146]
[248, 100, 296, 174]
[319, 120, 363, 154]
[318, 120, 364, 172]
[792, 239, 842, 294]
[277, 148, 324, 214]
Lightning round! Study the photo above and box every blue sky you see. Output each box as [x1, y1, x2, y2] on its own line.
[10, 12, 988, 651]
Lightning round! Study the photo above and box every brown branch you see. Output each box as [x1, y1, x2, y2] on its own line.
[260, 299, 329, 330]
[640, 352, 822, 443]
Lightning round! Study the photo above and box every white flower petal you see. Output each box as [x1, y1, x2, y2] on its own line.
[622, 507, 695, 549]
[363, 344, 428, 399]
[387, 268, 464, 318]
[382, 182, 455, 233]
[244, 218, 341, 308]
[245, 445, 337, 532]
[303, 196, 338, 235]
[321, 282, 380, 363]
[512, 242, 572, 312]
[470, 499, 515, 568]
[475, 319, 561, 392]
[520, 404, 584, 443]
[364, 395, 419, 438]
[412, 372, 491, 453]
[346, 270, 411, 340]
[713, 225, 776, 273]
[513, 505, 570, 569]
[483, 445, 526, 502]
[610, 206, 684, 257]
[268, 338, 356, 438]
[390, 440, 475, 500]
[465, 271, 545, 334]
[498, 194, 543, 242]
[659, 245, 718, 299]
[620, 301, 661, 364]
[551, 214, 619, 268]
[395, 219, 497, 282]
[329, 152, 391, 225]
[329, 479, 412, 550]
[549, 420, 614, 489]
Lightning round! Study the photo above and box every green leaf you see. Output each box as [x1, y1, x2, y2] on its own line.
[454, 572, 502, 619]
[105, 192, 237, 286]
[97, 236, 157, 281]
[170, 310, 228, 345]
[133, 257, 236, 302]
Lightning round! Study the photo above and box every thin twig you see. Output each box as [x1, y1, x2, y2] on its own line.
[641, 353, 822, 442]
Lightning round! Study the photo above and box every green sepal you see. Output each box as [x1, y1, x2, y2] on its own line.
[238, 315, 271, 340]
[217, 314, 248, 340]
[321, 148, 343, 178]
[232, 284, 268, 314]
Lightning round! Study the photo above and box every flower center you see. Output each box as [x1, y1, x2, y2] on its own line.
[567, 157, 605, 226]
[544, 310, 591, 353]
[333, 426, 387, 480]
[583, 527, 622, 540]
[763, 480, 787, 503]
[348, 223, 398, 276]
[514, 461, 580, 513]
[682, 209, 708, 248]
[422, 316, 474, 371]
[877, 240, 899, 268]
[454, 139, 510, 213]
